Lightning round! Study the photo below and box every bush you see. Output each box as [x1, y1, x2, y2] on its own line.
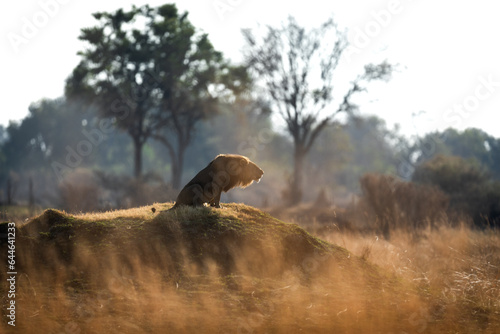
[413, 155, 500, 228]
[360, 173, 448, 239]
[94, 170, 175, 209]
[59, 169, 100, 212]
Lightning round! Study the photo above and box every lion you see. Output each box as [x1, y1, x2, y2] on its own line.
[171, 154, 264, 209]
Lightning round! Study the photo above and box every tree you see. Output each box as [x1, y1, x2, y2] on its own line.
[1, 98, 86, 173]
[413, 154, 500, 227]
[149, 24, 249, 189]
[66, 6, 158, 179]
[308, 114, 405, 195]
[243, 17, 392, 204]
[66, 4, 248, 184]
[411, 128, 500, 180]
[0, 98, 90, 206]
[0, 125, 6, 144]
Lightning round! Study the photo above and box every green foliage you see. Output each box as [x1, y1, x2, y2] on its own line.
[66, 3, 249, 182]
[413, 155, 500, 227]
[411, 128, 500, 180]
[0, 99, 91, 203]
[413, 155, 488, 192]
[0, 125, 6, 145]
[308, 115, 404, 196]
[2, 99, 71, 171]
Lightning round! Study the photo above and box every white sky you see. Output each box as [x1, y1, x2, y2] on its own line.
[1, 0, 500, 138]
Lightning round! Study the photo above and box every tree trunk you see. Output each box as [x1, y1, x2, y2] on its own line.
[171, 143, 186, 190]
[6, 178, 12, 205]
[29, 176, 35, 216]
[29, 176, 34, 206]
[288, 145, 305, 205]
[133, 138, 143, 180]
[381, 219, 391, 241]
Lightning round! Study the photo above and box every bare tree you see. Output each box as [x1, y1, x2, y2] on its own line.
[243, 17, 392, 204]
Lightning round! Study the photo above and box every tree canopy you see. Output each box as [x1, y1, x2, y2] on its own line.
[66, 4, 249, 186]
[410, 128, 500, 180]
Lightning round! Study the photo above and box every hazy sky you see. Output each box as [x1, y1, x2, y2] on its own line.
[2, 0, 500, 138]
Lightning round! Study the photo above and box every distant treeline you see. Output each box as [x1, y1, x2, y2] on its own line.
[1, 97, 500, 220]
[0, 98, 401, 209]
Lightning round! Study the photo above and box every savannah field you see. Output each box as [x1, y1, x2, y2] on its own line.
[1, 202, 499, 334]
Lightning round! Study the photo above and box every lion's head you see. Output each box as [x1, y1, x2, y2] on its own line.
[211, 154, 264, 192]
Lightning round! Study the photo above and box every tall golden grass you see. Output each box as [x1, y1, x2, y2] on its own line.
[1, 204, 499, 333]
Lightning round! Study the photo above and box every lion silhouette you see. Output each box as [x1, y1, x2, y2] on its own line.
[171, 154, 264, 209]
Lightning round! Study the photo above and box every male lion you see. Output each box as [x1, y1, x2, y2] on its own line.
[171, 154, 264, 209]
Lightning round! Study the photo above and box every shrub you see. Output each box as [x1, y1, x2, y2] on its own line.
[359, 173, 448, 239]
[413, 155, 500, 228]
[59, 169, 100, 212]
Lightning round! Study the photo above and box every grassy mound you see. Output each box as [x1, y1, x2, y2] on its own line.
[10, 203, 370, 282]
[1, 203, 420, 333]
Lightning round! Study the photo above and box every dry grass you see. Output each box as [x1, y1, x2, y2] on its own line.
[1, 203, 499, 333]
[74, 202, 172, 221]
[0, 205, 44, 223]
[319, 225, 500, 332]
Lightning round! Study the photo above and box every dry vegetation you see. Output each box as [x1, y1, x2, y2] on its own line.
[270, 202, 500, 334]
[314, 222, 500, 333]
[0, 203, 499, 333]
